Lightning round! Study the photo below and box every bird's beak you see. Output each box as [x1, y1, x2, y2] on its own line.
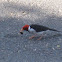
[20, 28, 24, 34]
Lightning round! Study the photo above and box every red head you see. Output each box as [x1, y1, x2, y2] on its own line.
[20, 25, 29, 34]
[22, 25, 29, 31]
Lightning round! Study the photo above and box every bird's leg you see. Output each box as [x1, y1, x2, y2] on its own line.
[37, 36, 42, 40]
[29, 35, 35, 39]
[37, 34, 44, 40]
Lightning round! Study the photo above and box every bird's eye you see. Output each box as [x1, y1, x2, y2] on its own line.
[24, 27, 27, 30]
[23, 27, 28, 30]
[23, 27, 28, 31]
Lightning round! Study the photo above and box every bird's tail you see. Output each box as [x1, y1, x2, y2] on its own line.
[49, 28, 62, 35]
[50, 29, 61, 32]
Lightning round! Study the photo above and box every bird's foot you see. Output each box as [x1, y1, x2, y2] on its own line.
[29, 36, 35, 39]
[37, 36, 42, 40]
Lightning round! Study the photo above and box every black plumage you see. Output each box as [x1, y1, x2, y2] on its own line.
[30, 24, 59, 32]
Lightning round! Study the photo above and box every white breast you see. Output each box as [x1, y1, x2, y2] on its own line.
[28, 26, 36, 34]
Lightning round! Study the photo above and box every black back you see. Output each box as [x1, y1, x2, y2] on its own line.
[30, 24, 59, 32]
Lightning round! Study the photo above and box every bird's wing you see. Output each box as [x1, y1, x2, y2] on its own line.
[30, 24, 59, 32]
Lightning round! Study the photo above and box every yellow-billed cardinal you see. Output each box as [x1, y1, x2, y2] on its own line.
[20, 24, 60, 40]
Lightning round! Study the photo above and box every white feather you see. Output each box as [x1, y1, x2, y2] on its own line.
[28, 26, 36, 34]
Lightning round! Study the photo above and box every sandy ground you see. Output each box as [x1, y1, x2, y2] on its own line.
[0, 0, 62, 62]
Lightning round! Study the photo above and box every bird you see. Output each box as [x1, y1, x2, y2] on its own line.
[20, 24, 60, 40]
